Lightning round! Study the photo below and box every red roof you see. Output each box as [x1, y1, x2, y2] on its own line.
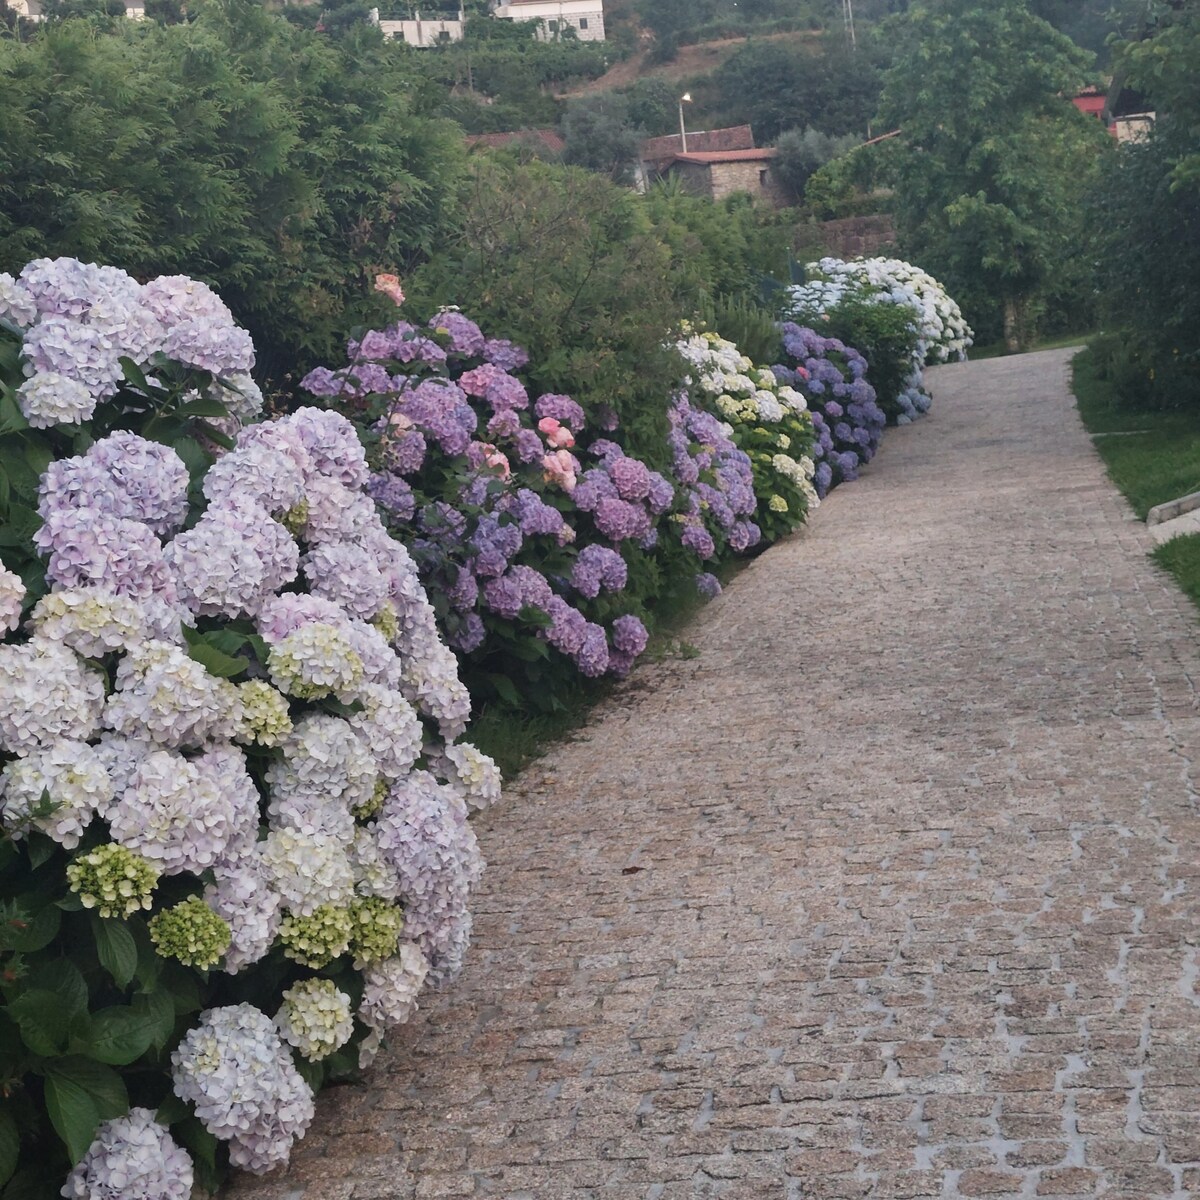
[670, 148, 778, 165]
[465, 129, 566, 154]
[640, 125, 756, 166]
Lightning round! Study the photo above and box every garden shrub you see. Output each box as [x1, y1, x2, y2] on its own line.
[773, 323, 886, 496]
[675, 328, 819, 543]
[786, 256, 971, 423]
[0, 259, 494, 1195]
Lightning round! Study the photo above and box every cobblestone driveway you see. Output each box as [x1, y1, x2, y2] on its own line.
[229, 349, 1200, 1199]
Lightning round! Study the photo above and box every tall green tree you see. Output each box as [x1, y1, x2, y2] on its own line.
[878, 0, 1109, 348]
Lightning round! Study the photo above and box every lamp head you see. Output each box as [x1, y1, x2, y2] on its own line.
[680, 93, 692, 103]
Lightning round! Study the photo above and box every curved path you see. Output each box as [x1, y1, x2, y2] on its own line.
[230, 349, 1200, 1199]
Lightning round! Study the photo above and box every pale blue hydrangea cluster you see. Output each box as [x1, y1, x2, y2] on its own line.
[0, 260, 501, 1183]
[786, 256, 972, 424]
[1, 258, 260, 429]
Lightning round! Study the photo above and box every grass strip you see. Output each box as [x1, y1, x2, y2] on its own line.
[1071, 343, 1200, 614]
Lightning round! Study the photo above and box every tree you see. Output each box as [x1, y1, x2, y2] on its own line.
[774, 126, 860, 200]
[560, 95, 641, 183]
[878, 0, 1109, 349]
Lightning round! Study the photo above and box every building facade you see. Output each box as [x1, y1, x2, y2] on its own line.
[490, 0, 604, 42]
[664, 149, 788, 209]
[374, 9, 465, 45]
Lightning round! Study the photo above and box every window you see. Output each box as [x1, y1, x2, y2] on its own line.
[548, 18, 558, 30]
[759, 169, 769, 186]
[579, 16, 588, 28]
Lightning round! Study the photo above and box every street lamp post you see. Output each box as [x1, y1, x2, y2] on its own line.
[678, 92, 692, 154]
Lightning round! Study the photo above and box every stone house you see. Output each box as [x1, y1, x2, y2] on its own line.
[663, 148, 788, 208]
[635, 125, 755, 191]
[375, 8, 465, 45]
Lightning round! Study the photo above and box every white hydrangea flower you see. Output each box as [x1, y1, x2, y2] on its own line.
[0, 560, 23, 634]
[165, 499, 298, 619]
[275, 979, 354, 1062]
[30, 586, 181, 657]
[358, 943, 430, 1037]
[205, 854, 281, 974]
[0, 739, 113, 848]
[267, 621, 364, 701]
[91, 731, 160, 800]
[261, 827, 355, 916]
[439, 743, 502, 812]
[171, 1004, 314, 1174]
[207, 371, 265, 424]
[201, 442, 305, 516]
[347, 684, 422, 780]
[108, 749, 244, 876]
[350, 824, 403, 902]
[62, 1107, 193, 1200]
[105, 641, 241, 749]
[17, 371, 100, 428]
[0, 636, 105, 753]
[266, 714, 377, 843]
[0, 271, 36, 328]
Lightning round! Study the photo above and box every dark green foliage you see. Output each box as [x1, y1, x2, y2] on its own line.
[774, 126, 860, 202]
[0, 2, 467, 385]
[560, 94, 642, 183]
[708, 35, 884, 142]
[1086, 6, 1200, 408]
[878, 0, 1109, 349]
[405, 159, 688, 467]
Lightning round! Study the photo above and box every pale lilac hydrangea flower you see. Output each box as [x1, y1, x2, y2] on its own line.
[0, 636, 105, 753]
[0, 738, 113, 848]
[62, 1108, 193, 1200]
[171, 1004, 314, 1174]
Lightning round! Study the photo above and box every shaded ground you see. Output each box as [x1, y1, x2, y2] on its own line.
[229, 349, 1200, 1199]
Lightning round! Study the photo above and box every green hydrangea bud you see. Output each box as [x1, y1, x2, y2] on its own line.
[66, 843, 159, 918]
[371, 602, 399, 644]
[237, 680, 293, 747]
[149, 897, 231, 968]
[279, 904, 352, 968]
[281, 500, 310, 537]
[347, 896, 405, 967]
[275, 978, 355, 1062]
[353, 778, 389, 822]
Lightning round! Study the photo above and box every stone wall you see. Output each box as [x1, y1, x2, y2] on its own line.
[813, 213, 897, 259]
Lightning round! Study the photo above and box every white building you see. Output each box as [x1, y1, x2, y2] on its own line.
[8, 0, 145, 18]
[372, 7, 465, 45]
[490, 0, 604, 42]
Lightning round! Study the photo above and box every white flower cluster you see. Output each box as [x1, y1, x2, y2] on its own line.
[790, 256, 973, 363]
[63, 1108, 193, 1200]
[0, 260, 501, 1182]
[4, 258, 260, 429]
[171, 1005, 314, 1173]
[275, 978, 355, 1061]
[785, 256, 971, 424]
[676, 329, 809, 426]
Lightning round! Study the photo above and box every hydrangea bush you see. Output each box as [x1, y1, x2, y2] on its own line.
[675, 328, 820, 544]
[302, 303, 662, 707]
[772, 323, 886, 498]
[786, 257, 972, 423]
[0, 259, 497, 1196]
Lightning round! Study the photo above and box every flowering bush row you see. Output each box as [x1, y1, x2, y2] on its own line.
[0, 260, 497, 1196]
[674, 328, 820, 543]
[784, 256, 972, 424]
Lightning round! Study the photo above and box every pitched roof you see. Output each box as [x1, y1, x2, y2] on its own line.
[669, 148, 779, 165]
[640, 125, 756, 165]
[465, 129, 566, 154]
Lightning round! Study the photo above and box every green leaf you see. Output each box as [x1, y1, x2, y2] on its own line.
[43, 1057, 126, 1121]
[28, 960, 87, 1018]
[118, 357, 151, 393]
[82, 1006, 156, 1066]
[7, 991, 72, 1057]
[182, 637, 249, 680]
[4, 902, 60, 954]
[91, 916, 137, 990]
[486, 673, 523, 708]
[0, 1108, 18, 1188]
[173, 1117, 220, 1194]
[132, 989, 176, 1052]
[155, 1093, 189, 1127]
[174, 395, 229, 419]
[44, 1071, 99, 1164]
[23, 836, 54, 872]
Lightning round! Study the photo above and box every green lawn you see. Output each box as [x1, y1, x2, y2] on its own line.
[1071, 343, 1200, 614]
[1071, 345, 1200, 517]
[969, 331, 1093, 361]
